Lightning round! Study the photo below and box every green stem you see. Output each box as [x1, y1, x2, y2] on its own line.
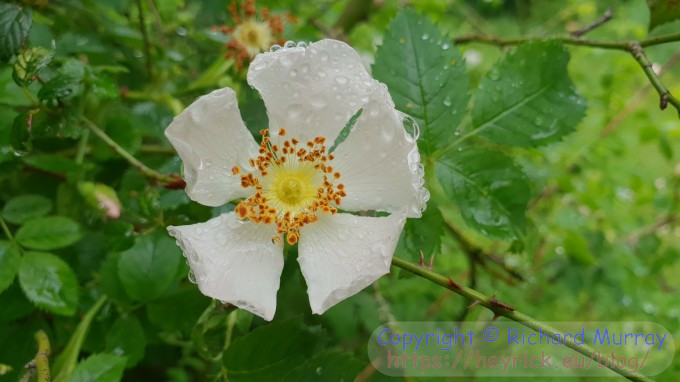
[75, 129, 90, 165]
[0, 216, 20, 251]
[80, 118, 175, 183]
[34, 331, 51, 382]
[390, 256, 653, 382]
[21, 86, 39, 105]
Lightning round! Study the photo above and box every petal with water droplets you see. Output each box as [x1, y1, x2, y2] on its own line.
[165, 88, 259, 207]
[331, 87, 429, 218]
[247, 39, 379, 144]
[167, 212, 283, 321]
[297, 211, 407, 314]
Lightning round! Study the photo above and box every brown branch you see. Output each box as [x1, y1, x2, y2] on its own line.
[570, 7, 613, 37]
[628, 42, 680, 116]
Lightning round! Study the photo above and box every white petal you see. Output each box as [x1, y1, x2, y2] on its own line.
[297, 211, 407, 314]
[247, 39, 377, 143]
[165, 88, 259, 207]
[332, 86, 429, 218]
[167, 213, 283, 321]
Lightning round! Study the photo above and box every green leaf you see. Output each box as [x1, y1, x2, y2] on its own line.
[647, 0, 680, 30]
[38, 74, 81, 100]
[117, 231, 181, 302]
[373, 10, 469, 155]
[18, 251, 78, 315]
[23, 154, 81, 176]
[329, 108, 363, 153]
[282, 350, 363, 382]
[435, 148, 531, 238]
[471, 42, 586, 147]
[16, 216, 82, 250]
[2, 194, 52, 224]
[223, 318, 325, 382]
[563, 230, 597, 266]
[52, 296, 107, 381]
[399, 203, 444, 260]
[0, 3, 32, 63]
[0, 241, 21, 293]
[147, 286, 210, 334]
[69, 353, 126, 382]
[105, 315, 146, 367]
[0, 282, 35, 324]
[12, 46, 54, 87]
[10, 111, 33, 155]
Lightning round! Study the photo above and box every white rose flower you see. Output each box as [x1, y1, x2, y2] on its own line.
[166, 40, 429, 321]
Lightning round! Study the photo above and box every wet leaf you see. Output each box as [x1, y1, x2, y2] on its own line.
[374, 10, 469, 155]
[18, 251, 78, 315]
[472, 42, 586, 147]
[435, 148, 531, 238]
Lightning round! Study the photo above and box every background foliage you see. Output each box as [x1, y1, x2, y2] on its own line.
[0, 0, 679, 381]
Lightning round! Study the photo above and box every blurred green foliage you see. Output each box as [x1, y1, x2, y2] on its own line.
[0, 0, 679, 381]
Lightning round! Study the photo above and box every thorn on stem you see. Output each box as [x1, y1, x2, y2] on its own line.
[466, 300, 481, 309]
[418, 250, 425, 267]
[489, 295, 515, 312]
[447, 277, 462, 289]
[660, 93, 669, 110]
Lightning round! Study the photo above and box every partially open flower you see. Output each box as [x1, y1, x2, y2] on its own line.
[166, 40, 429, 320]
[214, 0, 297, 69]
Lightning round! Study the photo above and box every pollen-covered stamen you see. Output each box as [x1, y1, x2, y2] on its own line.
[234, 128, 345, 245]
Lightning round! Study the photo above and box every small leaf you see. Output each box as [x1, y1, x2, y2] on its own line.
[223, 318, 325, 382]
[2, 194, 52, 224]
[373, 10, 469, 155]
[12, 46, 53, 87]
[647, 0, 680, 30]
[18, 251, 78, 315]
[105, 315, 146, 367]
[399, 203, 444, 261]
[23, 154, 81, 176]
[16, 216, 82, 250]
[38, 74, 81, 100]
[10, 112, 33, 155]
[472, 42, 586, 147]
[69, 353, 126, 382]
[0, 3, 32, 63]
[117, 231, 181, 302]
[435, 148, 531, 239]
[0, 241, 21, 293]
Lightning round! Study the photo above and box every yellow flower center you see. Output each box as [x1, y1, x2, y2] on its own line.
[232, 129, 346, 245]
[233, 19, 273, 56]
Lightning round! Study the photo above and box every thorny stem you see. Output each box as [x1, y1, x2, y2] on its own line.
[34, 331, 51, 382]
[390, 256, 654, 382]
[80, 118, 176, 183]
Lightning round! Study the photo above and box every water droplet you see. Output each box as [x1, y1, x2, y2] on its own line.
[533, 116, 544, 126]
[296, 41, 308, 48]
[284, 40, 296, 48]
[421, 34, 430, 40]
[319, 51, 329, 62]
[270, 44, 282, 52]
[335, 76, 348, 85]
[289, 69, 298, 78]
[441, 43, 450, 50]
[488, 68, 501, 81]
[443, 97, 452, 107]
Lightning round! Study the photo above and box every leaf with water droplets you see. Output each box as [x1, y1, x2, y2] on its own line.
[435, 148, 530, 239]
[472, 42, 586, 147]
[373, 10, 469, 155]
[18, 251, 79, 316]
